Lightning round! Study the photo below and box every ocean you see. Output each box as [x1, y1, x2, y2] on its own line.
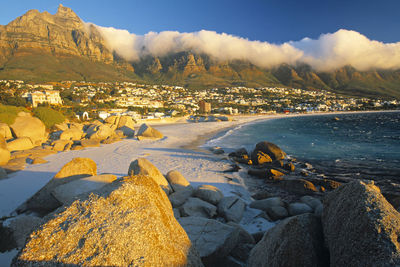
[205, 111, 400, 181]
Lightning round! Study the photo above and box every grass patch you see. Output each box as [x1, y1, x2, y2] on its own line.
[0, 104, 29, 125]
[33, 107, 65, 128]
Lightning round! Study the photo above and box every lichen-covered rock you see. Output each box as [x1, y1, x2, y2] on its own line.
[281, 179, 318, 195]
[248, 214, 327, 267]
[322, 181, 400, 267]
[179, 216, 239, 265]
[13, 176, 203, 267]
[136, 123, 163, 139]
[194, 184, 223, 205]
[17, 158, 97, 215]
[128, 158, 172, 194]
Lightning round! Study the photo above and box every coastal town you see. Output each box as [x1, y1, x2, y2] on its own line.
[0, 79, 399, 121]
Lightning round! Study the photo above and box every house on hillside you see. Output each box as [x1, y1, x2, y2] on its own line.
[22, 90, 63, 108]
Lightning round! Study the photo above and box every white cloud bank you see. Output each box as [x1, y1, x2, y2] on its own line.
[92, 25, 400, 71]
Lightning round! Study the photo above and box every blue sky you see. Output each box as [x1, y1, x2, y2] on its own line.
[1, 0, 399, 44]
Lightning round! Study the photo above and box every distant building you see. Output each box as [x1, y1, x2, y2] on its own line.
[22, 90, 63, 108]
[199, 100, 211, 113]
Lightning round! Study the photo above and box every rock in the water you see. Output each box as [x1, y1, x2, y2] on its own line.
[51, 174, 117, 204]
[136, 123, 163, 139]
[0, 136, 10, 165]
[10, 115, 47, 146]
[179, 216, 239, 265]
[6, 137, 34, 152]
[248, 213, 327, 267]
[13, 175, 203, 267]
[322, 181, 400, 267]
[169, 189, 194, 208]
[180, 197, 217, 218]
[59, 128, 83, 141]
[251, 141, 286, 164]
[166, 170, 192, 192]
[281, 179, 318, 195]
[0, 123, 12, 140]
[218, 196, 246, 223]
[80, 139, 100, 147]
[128, 158, 172, 194]
[288, 202, 313, 216]
[17, 158, 97, 215]
[194, 184, 224, 205]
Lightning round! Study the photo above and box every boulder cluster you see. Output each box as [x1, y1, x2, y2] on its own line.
[188, 115, 232, 123]
[0, 112, 163, 177]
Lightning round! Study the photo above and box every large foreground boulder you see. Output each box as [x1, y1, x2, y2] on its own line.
[17, 158, 97, 215]
[10, 114, 47, 146]
[248, 213, 327, 267]
[136, 123, 164, 139]
[322, 181, 400, 267]
[179, 216, 239, 265]
[251, 141, 286, 164]
[128, 158, 172, 194]
[13, 175, 203, 267]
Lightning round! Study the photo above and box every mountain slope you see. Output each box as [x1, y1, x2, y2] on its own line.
[0, 5, 399, 98]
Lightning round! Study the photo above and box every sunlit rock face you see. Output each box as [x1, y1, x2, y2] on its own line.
[13, 175, 203, 266]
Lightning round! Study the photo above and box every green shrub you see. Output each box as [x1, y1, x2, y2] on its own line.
[33, 107, 65, 128]
[0, 104, 29, 125]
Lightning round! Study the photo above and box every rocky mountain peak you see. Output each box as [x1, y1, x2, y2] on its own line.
[56, 4, 80, 20]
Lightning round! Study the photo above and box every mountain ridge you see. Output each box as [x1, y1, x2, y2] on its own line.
[0, 5, 399, 98]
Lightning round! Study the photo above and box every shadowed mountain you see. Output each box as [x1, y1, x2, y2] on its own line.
[0, 5, 399, 98]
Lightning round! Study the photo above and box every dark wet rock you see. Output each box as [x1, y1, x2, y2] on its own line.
[251, 141, 286, 164]
[280, 179, 318, 195]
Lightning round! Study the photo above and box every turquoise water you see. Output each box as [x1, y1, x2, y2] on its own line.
[206, 111, 400, 181]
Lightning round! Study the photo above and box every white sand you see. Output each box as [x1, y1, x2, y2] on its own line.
[0, 116, 273, 218]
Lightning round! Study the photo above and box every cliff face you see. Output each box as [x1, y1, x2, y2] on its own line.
[0, 4, 113, 65]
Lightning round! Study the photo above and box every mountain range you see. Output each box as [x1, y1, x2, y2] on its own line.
[0, 4, 399, 98]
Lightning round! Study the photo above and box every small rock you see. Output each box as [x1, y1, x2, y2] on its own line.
[218, 196, 246, 223]
[266, 206, 288, 221]
[300, 195, 322, 210]
[136, 123, 163, 139]
[280, 179, 317, 195]
[179, 216, 240, 265]
[31, 158, 47, 165]
[169, 188, 193, 208]
[165, 170, 192, 192]
[288, 202, 313, 216]
[180, 197, 217, 218]
[249, 197, 284, 212]
[80, 139, 100, 148]
[194, 184, 224, 205]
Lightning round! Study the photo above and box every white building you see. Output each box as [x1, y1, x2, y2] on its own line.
[22, 91, 63, 108]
